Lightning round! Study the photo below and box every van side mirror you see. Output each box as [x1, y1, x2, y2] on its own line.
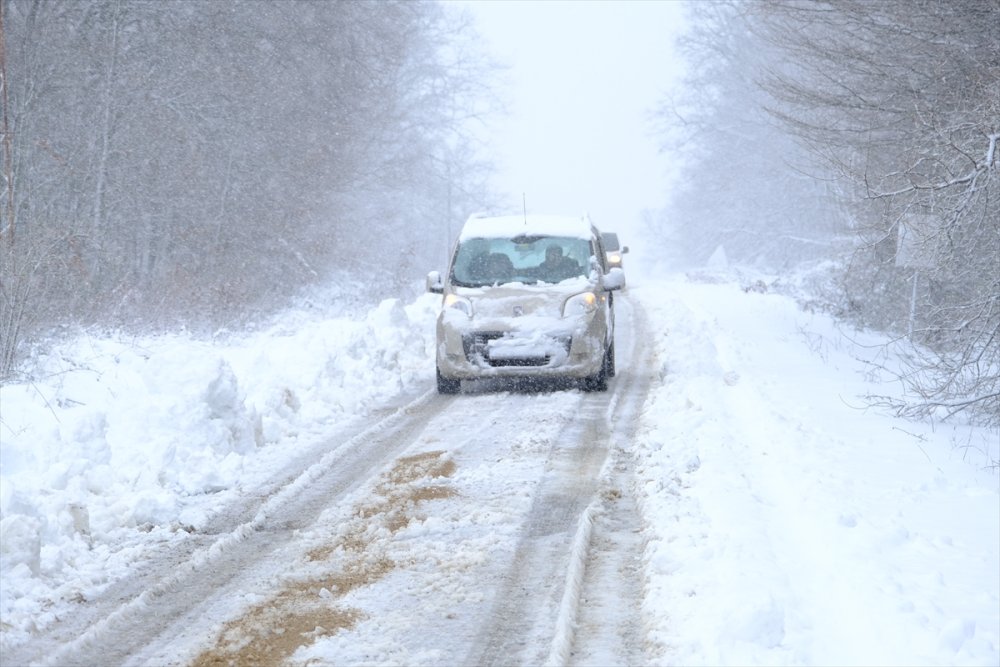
[426, 270, 444, 294]
[622, 245, 630, 254]
[604, 267, 626, 291]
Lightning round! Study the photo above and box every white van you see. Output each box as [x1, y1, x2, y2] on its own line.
[427, 214, 625, 393]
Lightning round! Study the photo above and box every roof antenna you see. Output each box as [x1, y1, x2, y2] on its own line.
[522, 192, 528, 225]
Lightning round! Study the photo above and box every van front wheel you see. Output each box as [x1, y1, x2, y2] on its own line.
[582, 348, 610, 392]
[437, 368, 461, 394]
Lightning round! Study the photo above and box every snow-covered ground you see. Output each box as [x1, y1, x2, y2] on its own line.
[1, 264, 998, 665]
[634, 272, 999, 666]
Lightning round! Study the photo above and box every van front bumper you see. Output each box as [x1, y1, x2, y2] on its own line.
[436, 320, 604, 380]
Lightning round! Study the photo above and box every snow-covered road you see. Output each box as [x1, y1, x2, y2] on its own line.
[2, 270, 997, 666]
[5, 296, 658, 667]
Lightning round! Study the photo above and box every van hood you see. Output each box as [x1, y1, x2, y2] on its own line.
[452, 280, 591, 320]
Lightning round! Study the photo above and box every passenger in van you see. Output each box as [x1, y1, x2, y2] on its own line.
[538, 244, 580, 282]
[468, 251, 513, 285]
[468, 252, 491, 282]
[486, 253, 514, 283]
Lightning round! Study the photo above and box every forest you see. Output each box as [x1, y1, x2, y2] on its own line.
[0, 0, 496, 370]
[1, 0, 997, 424]
[660, 0, 998, 425]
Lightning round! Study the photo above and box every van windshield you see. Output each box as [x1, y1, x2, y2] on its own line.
[451, 235, 592, 287]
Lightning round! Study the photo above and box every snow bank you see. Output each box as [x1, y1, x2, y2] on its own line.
[0, 289, 439, 644]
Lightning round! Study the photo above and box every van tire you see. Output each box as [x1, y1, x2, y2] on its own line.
[582, 348, 610, 392]
[437, 368, 461, 394]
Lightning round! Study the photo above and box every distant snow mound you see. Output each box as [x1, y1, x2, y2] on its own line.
[707, 244, 729, 270]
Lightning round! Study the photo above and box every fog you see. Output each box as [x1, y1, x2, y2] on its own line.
[456, 0, 685, 237]
[1, 0, 996, 425]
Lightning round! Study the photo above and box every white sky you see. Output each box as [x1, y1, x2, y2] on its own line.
[453, 0, 686, 236]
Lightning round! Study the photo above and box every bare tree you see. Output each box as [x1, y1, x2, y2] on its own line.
[0, 0, 13, 246]
[654, 1, 848, 270]
[653, 0, 998, 424]
[0, 0, 498, 378]
[750, 0, 999, 424]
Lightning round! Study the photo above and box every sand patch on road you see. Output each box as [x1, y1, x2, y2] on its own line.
[191, 450, 456, 667]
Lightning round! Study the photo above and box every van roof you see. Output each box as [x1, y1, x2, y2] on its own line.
[459, 214, 595, 241]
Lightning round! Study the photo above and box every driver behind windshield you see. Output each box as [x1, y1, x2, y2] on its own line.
[538, 244, 581, 282]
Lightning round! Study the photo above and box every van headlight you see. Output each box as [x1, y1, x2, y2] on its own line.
[563, 291, 597, 316]
[444, 293, 473, 317]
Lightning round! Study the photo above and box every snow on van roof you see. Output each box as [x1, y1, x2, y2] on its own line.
[458, 214, 595, 240]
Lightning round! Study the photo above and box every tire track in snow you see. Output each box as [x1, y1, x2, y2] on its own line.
[566, 295, 658, 667]
[466, 295, 654, 667]
[11, 390, 447, 667]
[465, 398, 611, 667]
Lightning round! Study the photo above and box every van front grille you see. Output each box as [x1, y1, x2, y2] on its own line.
[462, 331, 571, 367]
